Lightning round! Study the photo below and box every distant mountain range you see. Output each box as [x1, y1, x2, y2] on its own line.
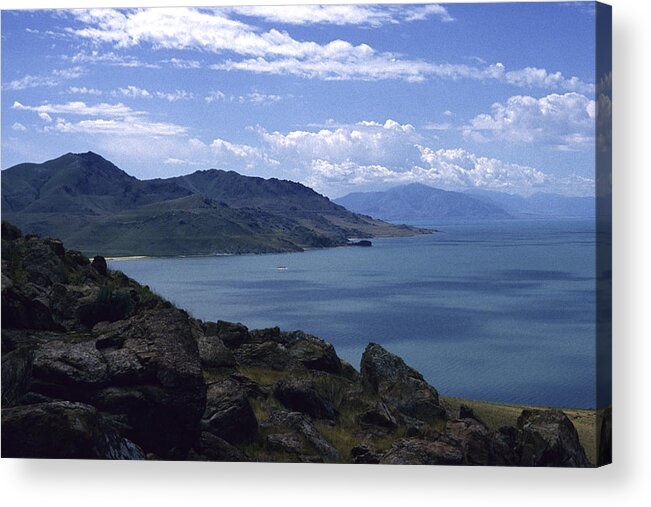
[1, 152, 425, 256]
[335, 183, 595, 223]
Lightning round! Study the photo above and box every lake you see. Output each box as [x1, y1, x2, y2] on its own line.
[110, 219, 597, 409]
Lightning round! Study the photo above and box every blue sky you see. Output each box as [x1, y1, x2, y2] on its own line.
[1, 2, 602, 198]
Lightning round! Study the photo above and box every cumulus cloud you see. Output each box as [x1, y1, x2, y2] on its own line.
[462, 92, 596, 150]
[11, 122, 27, 132]
[305, 147, 593, 197]
[260, 119, 421, 166]
[3, 67, 84, 91]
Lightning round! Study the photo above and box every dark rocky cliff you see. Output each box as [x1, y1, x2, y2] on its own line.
[1, 222, 590, 466]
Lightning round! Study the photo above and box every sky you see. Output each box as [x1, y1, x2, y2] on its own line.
[1, 2, 603, 198]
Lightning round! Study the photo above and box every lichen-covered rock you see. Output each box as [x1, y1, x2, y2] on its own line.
[188, 431, 247, 462]
[1, 401, 144, 459]
[266, 432, 307, 456]
[1, 347, 33, 407]
[262, 410, 339, 462]
[273, 377, 337, 420]
[196, 334, 237, 368]
[380, 438, 464, 465]
[360, 343, 445, 424]
[446, 418, 516, 466]
[234, 341, 304, 371]
[357, 402, 399, 430]
[202, 378, 258, 444]
[350, 444, 382, 464]
[282, 331, 343, 374]
[203, 320, 250, 349]
[516, 409, 590, 467]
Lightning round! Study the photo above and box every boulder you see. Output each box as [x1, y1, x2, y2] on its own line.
[196, 334, 237, 368]
[459, 404, 484, 424]
[1, 347, 33, 407]
[249, 326, 282, 344]
[446, 418, 516, 466]
[266, 432, 307, 455]
[88, 309, 205, 458]
[357, 402, 399, 430]
[1, 401, 144, 459]
[516, 409, 590, 467]
[202, 378, 258, 444]
[380, 438, 464, 465]
[350, 444, 382, 464]
[282, 331, 343, 374]
[273, 377, 337, 420]
[234, 341, 304, 371]
[31, 339, 109, 398]
[262, 410, 339, 462]
[360, 343, 445, 423]
[203, 320, 250, 349]
[188, 431, 247, 462]
[91, 256, 108, 276]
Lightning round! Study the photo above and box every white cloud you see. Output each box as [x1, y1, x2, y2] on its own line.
[12, 100, 187, 138]
[204, 89, 281, 105]
[48, 118, 187, 137]
[68, 86, 103, 95]
[11, 122, 27, 132]
[423, 122, 451, 131]
[3, 67, 84, 91]
[12, 100, 137, 118]
[111, 85, 194, 101]
[462, 92, 596, 150]
[65, 50, 159, 68]
[305, 147, 594, 197]
[116, 85, 151, 98]
[260, 119, 421, 166]
[154, 89, 194, 102]
[227, 4, 454, 26]
[66, 8, 591, 90]
[210, 138, 279, 168]
[165, 57, 201, 69]
[38, 112, 53, 123]
[504, 67, 594, 94]
[205, 90, 227, 104]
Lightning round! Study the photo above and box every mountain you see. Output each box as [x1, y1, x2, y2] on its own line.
[1, 222, 598, 465]
[335, 183, 512, 222]
[1, 152, 426, 256]
[465, 189, 595, 219]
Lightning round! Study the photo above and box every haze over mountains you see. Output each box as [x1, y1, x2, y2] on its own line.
[1, 152, 423, 256]
[335, 183, 595, 223]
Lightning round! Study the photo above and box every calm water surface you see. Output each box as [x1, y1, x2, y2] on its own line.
[110, 219, 596, 408]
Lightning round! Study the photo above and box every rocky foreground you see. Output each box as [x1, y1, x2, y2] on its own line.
[1, 222, 591, 466]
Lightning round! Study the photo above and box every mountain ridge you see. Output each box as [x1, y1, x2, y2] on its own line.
[1, 152, 427, 256]
[335, 183, 595, 223]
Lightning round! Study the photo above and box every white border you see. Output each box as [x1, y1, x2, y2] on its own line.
[1, 1, 650, 505]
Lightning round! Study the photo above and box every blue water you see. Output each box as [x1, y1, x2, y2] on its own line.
[110, 219, 597, 408]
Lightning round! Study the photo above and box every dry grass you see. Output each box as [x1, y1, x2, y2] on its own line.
[441, 396, 599, 465]
[238, 366, 307, 386]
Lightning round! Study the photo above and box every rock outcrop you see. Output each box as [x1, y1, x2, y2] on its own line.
[1, 223, 594, 466]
